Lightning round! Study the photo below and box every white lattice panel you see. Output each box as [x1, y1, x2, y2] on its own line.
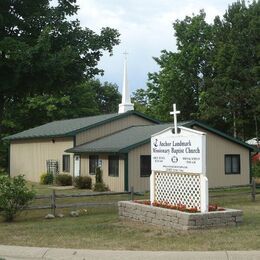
[154, 171, 201, 210]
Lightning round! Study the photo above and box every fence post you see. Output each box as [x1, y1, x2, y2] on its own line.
[51, 189, 56, 216]
[130, 186, 134, 201]
[252, 177, 256, 202]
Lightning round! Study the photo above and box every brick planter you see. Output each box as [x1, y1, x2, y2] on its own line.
[118, 201, 243, 230]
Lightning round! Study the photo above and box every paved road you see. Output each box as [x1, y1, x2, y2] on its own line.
[0, 245, 260, 260]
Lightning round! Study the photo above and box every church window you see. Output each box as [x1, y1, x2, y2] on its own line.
[225, 155, 240, 174]
[89, 155, 99, 175]
[108, 156, 119, 177]
[140, 155, 151, 177]
[62, 155, 70, 172]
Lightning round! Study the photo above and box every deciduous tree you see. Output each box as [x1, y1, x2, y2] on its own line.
[146, 1, 259, 139]
[147, 11, 213, 122]
[198, 1, 259, 139]
[0, 0, 120, 131]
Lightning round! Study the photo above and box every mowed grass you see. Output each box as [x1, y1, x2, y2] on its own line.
[0, 183, 260, 251]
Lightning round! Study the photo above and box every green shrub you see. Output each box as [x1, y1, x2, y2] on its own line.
[252, 162, 260, 178]
[40, 173, 54, 185]
[55, 174, 72, 186]
[0, 175, 35, 221]
[0, 169, 7, 176]
[95, 167, 103, 184]
[74, 176, 92, 189]
[93, 167, 109, 191]
[93, 182, 110, 192]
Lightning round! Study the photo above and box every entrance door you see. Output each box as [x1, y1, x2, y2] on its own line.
[74, 155, 80, 177]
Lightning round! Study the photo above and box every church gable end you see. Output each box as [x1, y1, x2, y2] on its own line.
[75, 113, 156, 146]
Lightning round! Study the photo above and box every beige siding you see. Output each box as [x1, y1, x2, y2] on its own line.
[128, 128, 250, 192]
[128, 143, 151, 192]
[80, 154, 124, 192]
[193, 126, 250, 188]
[10, 138, 74, 182]
[76, 115, 154, 145]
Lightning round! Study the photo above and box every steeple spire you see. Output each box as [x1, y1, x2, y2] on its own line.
[118, 51, 134, 114]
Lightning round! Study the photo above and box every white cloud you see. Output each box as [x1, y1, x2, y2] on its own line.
[73, 0, 237, 92]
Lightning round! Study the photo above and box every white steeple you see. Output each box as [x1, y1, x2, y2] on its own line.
[118, 51, 134, 114]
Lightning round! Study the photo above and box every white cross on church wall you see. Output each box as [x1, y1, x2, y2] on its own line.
[170, 104, 180, 134]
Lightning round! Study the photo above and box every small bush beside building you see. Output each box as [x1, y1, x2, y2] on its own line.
[55, 174, 72, 186]
[74, 176, 92, 189]
[40, 173, 54, 185]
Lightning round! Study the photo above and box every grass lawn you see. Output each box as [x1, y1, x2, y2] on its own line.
[0, 183, 260, 251]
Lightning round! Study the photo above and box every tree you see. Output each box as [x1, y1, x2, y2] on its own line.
[132, 88, 150, 114]
[199, 1, 260, 139]
[94, 81, 121, 114]
[147, 11, 213, 122]
[146, 1, 259, 139]
[0, 0, 120, 132]
[2, 79, 121, 134]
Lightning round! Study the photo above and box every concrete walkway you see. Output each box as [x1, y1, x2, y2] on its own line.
[0, 245, 260, 260]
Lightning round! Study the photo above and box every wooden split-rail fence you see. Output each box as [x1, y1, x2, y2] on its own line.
[28, 180, 260, 215]
[206, 178, 260, 202]
[28, 187, 135, 216]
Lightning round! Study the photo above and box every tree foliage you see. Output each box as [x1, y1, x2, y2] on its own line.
[145, 1, 259, 139]
[2, 79, 120, 132]
[0, 0, 120, 127]
[199, 1, 260, 138]
[132, 88, 150, 114]
[146, 10, 213, 122]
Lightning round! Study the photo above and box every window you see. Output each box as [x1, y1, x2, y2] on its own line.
[89, 155, 99, 175]
[225, 155, 240, 174]
[108, 155, 119, 177]
[62, 155, 70, 172]
[140, 155, 151, 177]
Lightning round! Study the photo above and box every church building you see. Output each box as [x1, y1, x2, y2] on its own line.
[4, 56, 254, 192]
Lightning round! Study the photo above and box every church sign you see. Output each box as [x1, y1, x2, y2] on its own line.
[151, 131, 205, 174]
[150, 104, 208, 213]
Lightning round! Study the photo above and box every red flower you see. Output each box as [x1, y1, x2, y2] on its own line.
[134, 200, 221, 213]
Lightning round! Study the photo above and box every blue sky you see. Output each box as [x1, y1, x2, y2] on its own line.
[75, 0, 237, 94]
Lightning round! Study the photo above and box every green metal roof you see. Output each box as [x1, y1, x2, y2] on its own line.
[66, 123, 184, 154]
[66, 120, 254, 154]
[3, 111, 160, 141]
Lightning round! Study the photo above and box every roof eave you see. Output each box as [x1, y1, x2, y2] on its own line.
[3, 133, 75, 141]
